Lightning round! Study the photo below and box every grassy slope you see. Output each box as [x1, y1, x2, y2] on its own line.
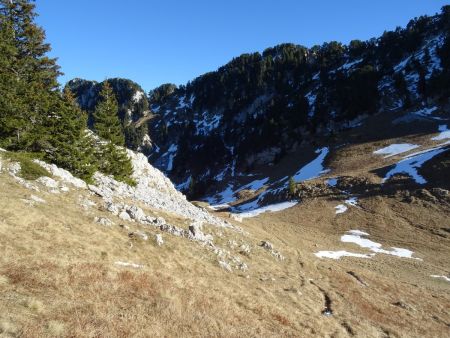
[0, 117, 450, 337]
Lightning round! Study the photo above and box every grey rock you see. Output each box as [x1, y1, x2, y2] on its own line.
[104, 201, 119, 215]
[239, 243, 251, 256]
[237, 262, 249, 271]
[126, 205, 147, 222]
[94, 217, 114, 227]
[119, 210, 132, 222]
[129, 230, 148, 241]
[160, 223, 186, 237]
[260, 241, 274, 250]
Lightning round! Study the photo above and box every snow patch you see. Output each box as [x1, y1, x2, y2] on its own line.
[236, 201, 298, 218]
[341, 231, 419, 259]
[315, 250, 372, 260]
[383, 143, 450, 184]
[335, 205, 348, 214]
[238, 177, 269, 191]
[335, 197, 358, 214]
[293, 147, 329, 182]
[132, 90, 144, 103]
[195, 112, 221, 135]
[373, 143, 419, 158]
[166, 144, 178, 171]
[431, 125, 450, 141]
[315, 230, 420, 260]
[430, 275, 450, 282]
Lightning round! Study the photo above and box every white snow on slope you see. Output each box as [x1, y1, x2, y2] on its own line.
[383, 142, 450, 184]
[341, 231, 418, 259]
[411, 106, 438, 118]
[393, 34, 444, 75]
[345, 197, 358, 206]
[206, 176, 271, 208]
[166, 144, 178, 171]
[236, 201, 298, 218]
[315, 250, 372, 260]
[132, 91, 144, 103]
[336, 58, 363, 72]
[315, 230, 419, 260]
[430, 275, 450, 282]
[209, 203, 231, 211]
[225, 147, 328, 214]
[176, 175, 191, 190]
[208, 184, 235, 205]
[335, 205, 348, 214]
[195, 112, 221, 135]
[335, 197, 358, 214]
[238, 177, 269, 191]
[373, 143, 419, 158]
[293, 147, 329, 182]
[431, 125, 450, 141]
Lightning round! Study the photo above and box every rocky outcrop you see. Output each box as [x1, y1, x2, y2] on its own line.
[91, 150, 232, 228]
[260, 241, 285, 260]
[34, 160, 87, 189]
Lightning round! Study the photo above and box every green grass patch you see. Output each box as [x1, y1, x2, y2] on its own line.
[2, 151, 51, 180]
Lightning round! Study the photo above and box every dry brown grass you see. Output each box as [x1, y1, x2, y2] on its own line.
[1, 138, 450, 338]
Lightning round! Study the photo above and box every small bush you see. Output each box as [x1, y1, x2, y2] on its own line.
[4, 152, 51, 180]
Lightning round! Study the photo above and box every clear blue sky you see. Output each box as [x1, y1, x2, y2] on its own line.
[35, 0, 448, 92]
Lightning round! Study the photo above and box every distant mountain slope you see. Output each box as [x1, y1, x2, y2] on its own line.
[69, 7, 450, 207]
[66, 78, 152, 152]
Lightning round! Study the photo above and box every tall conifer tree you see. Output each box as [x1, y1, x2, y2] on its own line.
[0, 0, 60, 149]
[93, 82, 125, 146]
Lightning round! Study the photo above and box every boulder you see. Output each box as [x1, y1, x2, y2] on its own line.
[260, 241, 274, 251]
[119, 210, 132, 222]
[126, 205, 147, 222]
[104, 201, 120, 215]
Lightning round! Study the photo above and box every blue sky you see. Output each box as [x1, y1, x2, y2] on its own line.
[35, 0, 448, 92]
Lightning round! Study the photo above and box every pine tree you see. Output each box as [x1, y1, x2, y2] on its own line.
[43, 88, 97, 180]
[0, 14, 23, 146]
[93, 81, 125, 146]
[92, 82, 135, 184]
[97, 142, 134, 185]
[0, 0, 60, 149]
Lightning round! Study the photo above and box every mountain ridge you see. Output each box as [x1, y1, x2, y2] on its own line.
[69, 7, 450, 209]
